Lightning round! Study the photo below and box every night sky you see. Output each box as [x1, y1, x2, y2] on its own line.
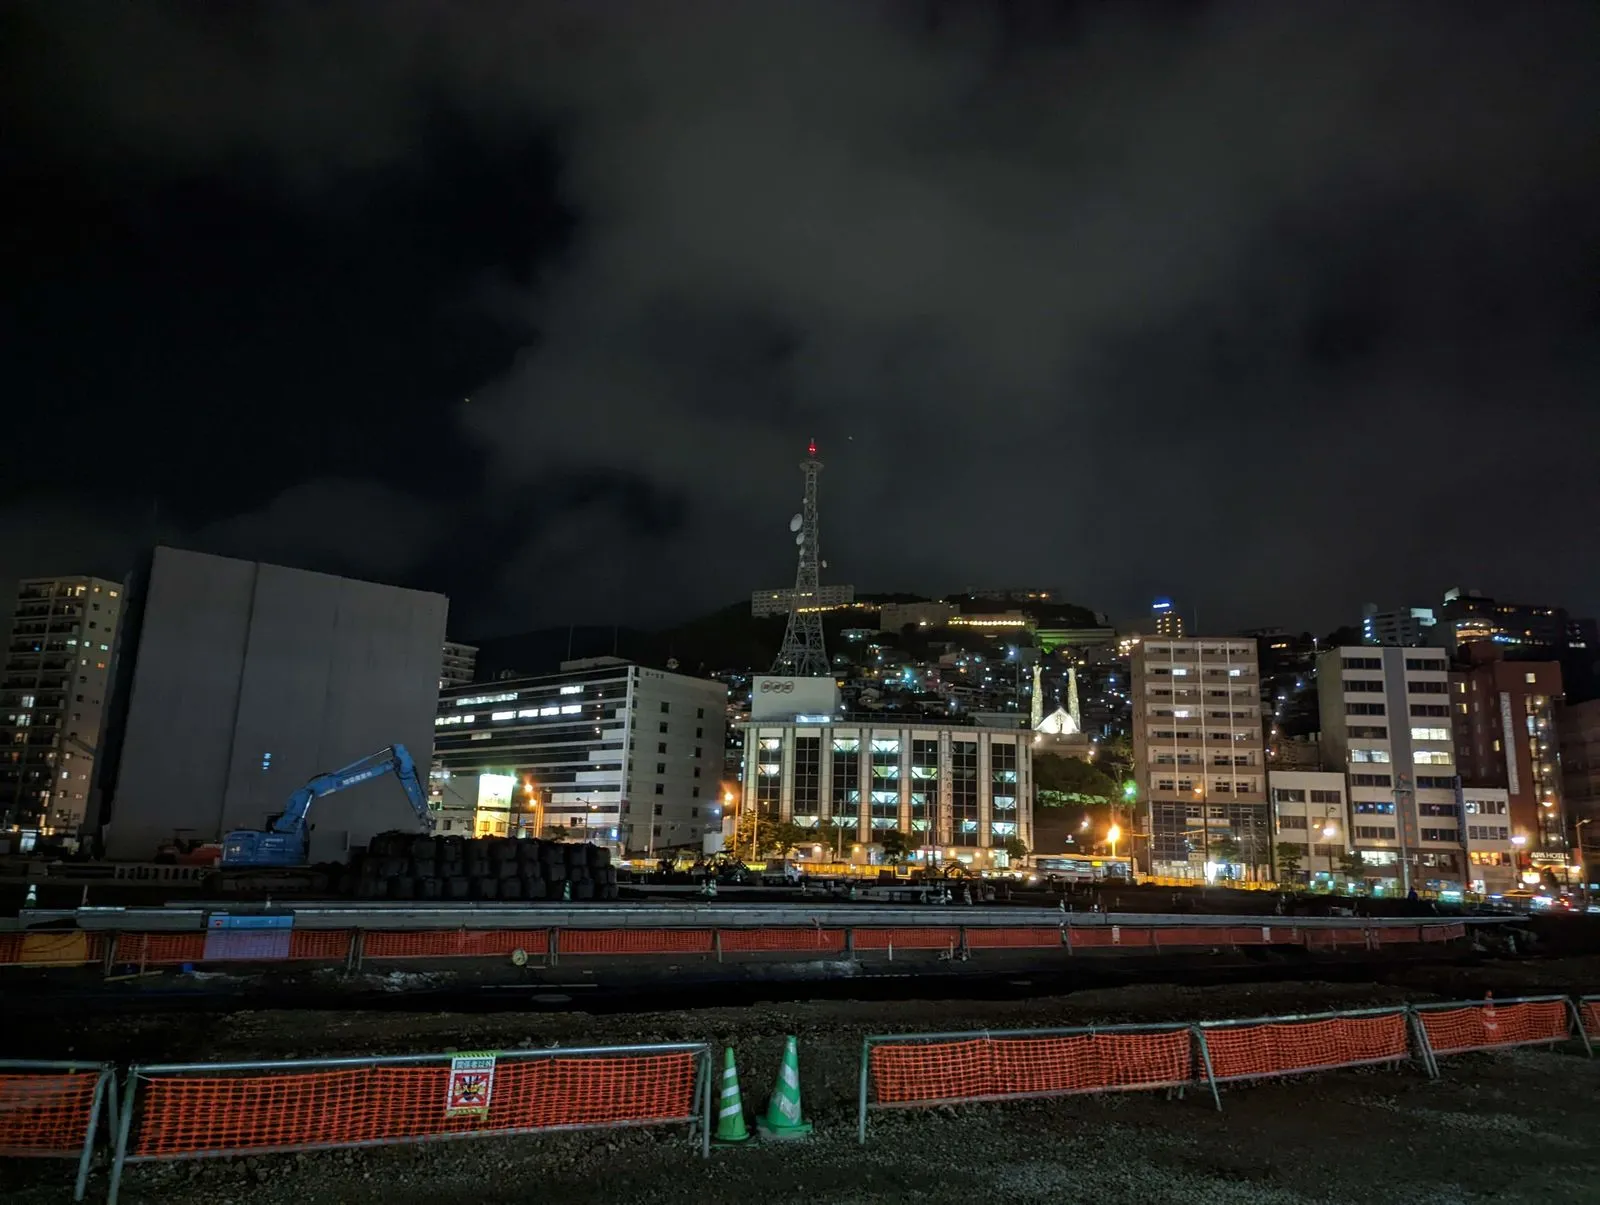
[4, 2, 1598, 640]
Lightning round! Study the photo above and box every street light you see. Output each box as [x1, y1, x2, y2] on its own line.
[1107, 823, 1122, 861]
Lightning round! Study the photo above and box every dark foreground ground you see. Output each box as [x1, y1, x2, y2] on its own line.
[6, 955, 1599, 1204]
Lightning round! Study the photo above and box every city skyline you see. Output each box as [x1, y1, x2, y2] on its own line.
[4, 3, 1597, 637]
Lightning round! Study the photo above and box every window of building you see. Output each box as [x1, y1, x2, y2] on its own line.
[1309, 789, 1342, 804]
[1411, 727, 1451, 742]
[693, 767, 701, 778]
[660, 702, 670, 713]
[694, 746, 702, 758]
[1273, 788, 1306, 803]
[696, 727, 703, 739]
[1277, 814, 1308, 830]
[1355, 801, 1396, 814]
[656, 763, 665, 774]
[1419, 828, 1459, 843]
[1405, 658, 1444, 672]
[654, 784, 664, 796]
[1350, 773, 1393, 787]
[1355, 825, 1397, 840]
[658, 742, 667, 754]
[659, 722, 668, 733]
[1410, 704, 1449, 717]
[951, 740, 979, 848]
[1346, 702, 1386, 716]
[697, 707, 705, 718]
[1524, 672, 1537, 684]
[1408, 681, 1447, 694]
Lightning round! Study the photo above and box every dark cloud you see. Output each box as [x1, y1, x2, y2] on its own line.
[4, 1, 1598, 636]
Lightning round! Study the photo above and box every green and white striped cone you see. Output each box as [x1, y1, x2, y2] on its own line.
[757, 1035, 813, 1140]
[713, 1047, 751, 1145]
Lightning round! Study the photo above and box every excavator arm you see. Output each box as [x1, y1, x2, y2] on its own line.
[223, 743, 435, 867]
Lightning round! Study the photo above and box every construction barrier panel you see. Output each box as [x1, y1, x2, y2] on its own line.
[107, 1042, 714, 1205]
[0, 931, 106, 966]
[1411, 995, 1574, 1077]
[1194, 1007, 1413, 1109]
[560, 929, 715, 956]
[716, 927, 847, 954]
[0, 1060, 116, 1201]
[363, 929, 550, 960]
[857, 1023, 1192, 1143]
[1580, 995, 1600, 1041]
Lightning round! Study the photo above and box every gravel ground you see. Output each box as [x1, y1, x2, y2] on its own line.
[5, 958, 1599, 1204]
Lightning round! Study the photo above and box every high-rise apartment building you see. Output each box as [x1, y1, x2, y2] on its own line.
[440, 641, 478, 689]
[1558, 698, 1600, 876]
[1449, 645, 1567, 867]
[1131, 636, 1267, 879]
[0, 575, 126, 839]
[1361, 604, 1437, 647]
[1151, 599, 1184, 638]
[1316, 646, 1463, 892]
[1430, 588, 1600, 701]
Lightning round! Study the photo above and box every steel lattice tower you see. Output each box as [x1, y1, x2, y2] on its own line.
[771, 439, 831, 677]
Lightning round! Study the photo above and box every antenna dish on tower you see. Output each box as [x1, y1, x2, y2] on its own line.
[794, 532, 805, 546]
[789, 514, 802, 533]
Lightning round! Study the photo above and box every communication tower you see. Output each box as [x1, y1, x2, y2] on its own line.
[771, 439, 831, 677]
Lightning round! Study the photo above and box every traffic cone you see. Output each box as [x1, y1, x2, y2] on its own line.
[562, 880, 572, 903]
[22, 883, 37, 909]
[712, 1047, 750, 1145]
[1483, 991, 1499, 1038]
[757, 1035, 813, 1140]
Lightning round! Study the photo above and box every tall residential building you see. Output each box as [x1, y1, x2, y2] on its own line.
[1558, 698, 1600, 874]
[432, 659, 727, 854]
[440, 641, 478, 689]
[1361, 604, 1436, 647]
[101, 547, 448, 862]
[1268, 769, 1349, 882]
[1429, 588, 1600, 701]
[1449, 645, 1567, 866]
[1151, 599, 1184, 638]
[0, 575, 126, 838]
[1315, 646, 1463, 892]
[1131, 636, 1268, 879]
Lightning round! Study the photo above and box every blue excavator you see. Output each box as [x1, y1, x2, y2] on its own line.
[221, 743, 436, 868]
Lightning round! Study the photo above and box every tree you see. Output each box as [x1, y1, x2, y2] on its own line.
[878, 828, 913, 864]
[1213, 835, 1243, 866]
[1275, 842, 1304, 883]
[1002, 835, 1030, 862]
[1032, 755, 1118, 803]
[818, 819, 856, 858]
[1337, 847, 1365, 882]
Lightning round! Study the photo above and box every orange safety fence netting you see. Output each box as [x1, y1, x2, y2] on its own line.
[363, 930, 550, 959]
[0, 1070, 103, 1157]
[129, 1051, 699, 1159]
[1202, 1012, 1409, 1083]
[1581, 999, 1600, 1039]
[560, 929, 714, 956]
[851, 928, 964, 951]
[964, 928, 1063, 950]
[716, 928, 847, 954]
[1417, 999, 1570, 1056]
[0, 931, 105, 966]
[869, 1028, 1192, 1107]
[113, 933, 206, 965]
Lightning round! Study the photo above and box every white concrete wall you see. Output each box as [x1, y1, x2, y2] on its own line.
[105, 547, 447, 861]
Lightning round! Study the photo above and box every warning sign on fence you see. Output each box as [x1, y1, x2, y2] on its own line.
[445, 1053, 497, 1117]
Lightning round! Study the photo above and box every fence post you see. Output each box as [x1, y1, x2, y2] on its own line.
[71, 1069, 112, 1203]
[107, 1069, 141, 1205]
[857, 1038, 872, 1145]
[1407, 1007, 1440, 1079]
[101, 932, 118, 978]
[700, 1046, 714, 1158]
[1567, 997, 1593, 1059]
[1193, 1025, 1222, 1112]
[549, 927, 560, 966]
[714, 930, 723, 964]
